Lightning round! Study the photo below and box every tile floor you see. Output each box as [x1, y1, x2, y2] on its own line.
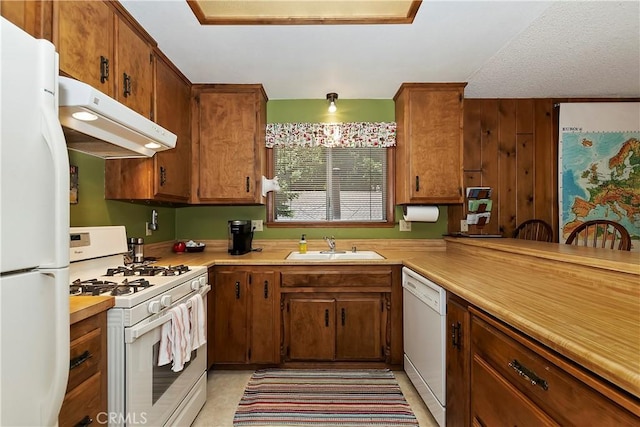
[191, 369, 439, 427]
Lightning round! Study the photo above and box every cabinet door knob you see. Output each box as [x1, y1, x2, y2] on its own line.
[100, 56, 109, 83]
[235, 281, 241, 299]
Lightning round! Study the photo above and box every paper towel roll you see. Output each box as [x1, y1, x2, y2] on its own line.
[403, 206, 440, 222]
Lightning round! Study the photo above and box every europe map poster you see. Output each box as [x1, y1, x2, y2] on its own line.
[558, 103, 640, 249]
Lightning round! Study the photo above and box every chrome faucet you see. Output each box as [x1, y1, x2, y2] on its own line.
[323, 236, 336, 252]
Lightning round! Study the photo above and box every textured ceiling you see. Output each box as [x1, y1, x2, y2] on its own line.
[120, 1, 640, 100]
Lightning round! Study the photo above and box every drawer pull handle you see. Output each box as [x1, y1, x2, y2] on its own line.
[415, 176, 420, 192]
[76, 415, 93, 426]
[70, 350, 93, 370]
[341, 308, 346, 326]
[509, 359, 549, 391]
[123, 72, 132, 98]
[264, 281, 269, 299]
[235, 281, 241, 299]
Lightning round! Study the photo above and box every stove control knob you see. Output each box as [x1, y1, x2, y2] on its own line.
[148, 300, 161, 314]
[191, 280, 200, 291]
[199, 276, 207, 287]
[160, 295, 172, 307]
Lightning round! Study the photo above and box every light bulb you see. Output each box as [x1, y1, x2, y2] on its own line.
[328, 101, 337, 113]
[72, 111, 98, 121]
[145, 142, 161, 149]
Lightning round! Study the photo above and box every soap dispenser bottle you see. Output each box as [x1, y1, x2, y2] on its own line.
[299, 234, 307, 254]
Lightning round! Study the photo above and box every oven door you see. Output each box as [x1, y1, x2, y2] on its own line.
[124, 292, 208, 426]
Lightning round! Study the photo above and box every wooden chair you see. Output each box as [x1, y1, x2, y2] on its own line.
[565, 220, 631, 251]
[512, 219, 553, 242]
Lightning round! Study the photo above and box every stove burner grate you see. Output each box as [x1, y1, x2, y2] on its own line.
[104, 264, 191, 277]
[70, 278, 153, 296]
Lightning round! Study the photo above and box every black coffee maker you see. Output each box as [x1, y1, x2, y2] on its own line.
[228, 220, 253, 255]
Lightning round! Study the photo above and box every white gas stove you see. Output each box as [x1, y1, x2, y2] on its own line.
[69, 226, 209, 427]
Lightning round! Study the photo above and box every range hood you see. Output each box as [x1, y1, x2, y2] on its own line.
[58, 76, 177, 159]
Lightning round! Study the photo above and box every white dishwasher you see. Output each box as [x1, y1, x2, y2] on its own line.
[402, 267, 446, 427]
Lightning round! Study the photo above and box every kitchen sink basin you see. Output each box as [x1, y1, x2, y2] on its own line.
[286, 250, 385, 261]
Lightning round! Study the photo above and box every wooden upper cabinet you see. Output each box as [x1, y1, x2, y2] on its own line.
[104, 54, 191, 202]
[115, 18, 153, 118]
[192, 85, 267, 204]
[53, 1, 154, 118]
[1, 0, 46, 38]
[394, 83, 466, 204]
[54, 0, 115, 96]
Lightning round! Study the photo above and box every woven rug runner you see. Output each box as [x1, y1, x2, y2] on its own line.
[233, 368, 419, 426]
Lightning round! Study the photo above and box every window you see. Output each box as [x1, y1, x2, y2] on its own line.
[265, 122, 396, 226]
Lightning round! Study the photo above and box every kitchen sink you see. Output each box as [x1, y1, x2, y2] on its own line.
[286, 250, 385, 261]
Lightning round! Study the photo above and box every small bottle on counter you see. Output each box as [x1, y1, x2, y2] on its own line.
[299, 234, 307, 254]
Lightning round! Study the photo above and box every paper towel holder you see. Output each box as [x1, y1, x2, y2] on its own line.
[402, 205, 440, 222]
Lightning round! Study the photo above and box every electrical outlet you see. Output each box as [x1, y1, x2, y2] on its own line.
[460, 219, 468, 232]
[399, 220, 412, 232]
[251, 220, 263, 232]
[145, 222, 152, 236]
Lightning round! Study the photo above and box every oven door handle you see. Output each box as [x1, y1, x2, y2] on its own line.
[125, 285, 210, 344]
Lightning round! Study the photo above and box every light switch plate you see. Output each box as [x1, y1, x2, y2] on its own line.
[251, 220, 263, 232]
[460, 220, 468, 232]
[399, 220, 411, 232]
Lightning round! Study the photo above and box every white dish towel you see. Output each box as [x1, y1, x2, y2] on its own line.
[188, 293, 206, 350]
[158, 303, 192, 372]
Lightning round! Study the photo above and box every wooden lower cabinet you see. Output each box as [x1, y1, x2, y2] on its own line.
[280, 265, 401, 365]
[283, 293, 387, 362]
[208, 267, 278, 366]
[445, 294, 470, 427]
[465, 305, 639, 426]
[59, 311, 108, 427]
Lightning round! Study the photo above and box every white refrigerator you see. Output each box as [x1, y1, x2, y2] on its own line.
[0, 17, 70, 426]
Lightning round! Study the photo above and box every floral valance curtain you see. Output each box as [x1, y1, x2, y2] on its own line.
[265, 122, 396, 148]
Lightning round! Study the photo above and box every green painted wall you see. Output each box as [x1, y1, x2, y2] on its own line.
[68, 150, 175, 242]
[70, 99, 448, 241]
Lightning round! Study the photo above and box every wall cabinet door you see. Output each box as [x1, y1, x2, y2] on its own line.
[115, 18, 153, 118]
[54, 0, 114, 96]
[192, 85, 267, 204]
[105, 55, 191, 202]
[394, 83, 466, 204]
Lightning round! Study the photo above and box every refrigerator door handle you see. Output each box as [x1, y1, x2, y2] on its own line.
[40, 102, 70, 269]
[39, 269, 70, 425]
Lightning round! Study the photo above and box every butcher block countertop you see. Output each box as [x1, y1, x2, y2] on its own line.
[151, 237, 640, 399]
[69, 296, 114, 325]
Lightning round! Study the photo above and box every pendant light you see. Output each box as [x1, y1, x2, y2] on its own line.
[326, 92, 338, 113]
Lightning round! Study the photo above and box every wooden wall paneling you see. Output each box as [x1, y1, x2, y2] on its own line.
[449, 99, 483, 233]
[533, 100, 557, 241]
[516, 133, 535, 223]
[476, 100, 499, 235]
[497, 99, 518, 237]
[516, 99, 534, 134]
